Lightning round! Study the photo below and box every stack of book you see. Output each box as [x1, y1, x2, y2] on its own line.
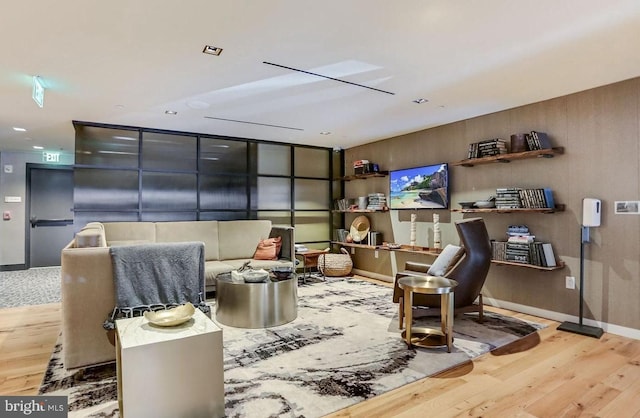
[334, 198, 350, 211]
[494, 187, 556, 209]
[366, 193, 387, 211]
[495, 187, 523, 209]
[491, 225, 557, 267]
[467, 138, 508, 159]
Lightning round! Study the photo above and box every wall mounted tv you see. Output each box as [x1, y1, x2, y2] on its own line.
[389, 163, 449, 210]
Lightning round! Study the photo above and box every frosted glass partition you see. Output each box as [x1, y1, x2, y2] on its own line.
[142, 132, 197, 171]
[294, 179, 330, 210]
[257, 177, 291, 210]
[141, 172, 197, 210]
[74, 168, 139, 210]
[200, 211, 250, 221]
[257, 211, 293, 227]
[257, 143, 291, 176]
[294, 147, 329, 178]
[141, 212, 198, 222]
[294, 211, 331, 242]
[200, 138, 247, 174]
[73, 211, 139, 229]
[200, 174, 248, 209]
[75, 126, 139, 168]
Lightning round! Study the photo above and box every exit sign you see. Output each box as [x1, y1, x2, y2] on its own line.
[32, 76, 45, 108]
[43, 151, 60, 163]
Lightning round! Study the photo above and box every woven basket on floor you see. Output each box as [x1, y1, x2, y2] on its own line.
[318, 248, 353, 277]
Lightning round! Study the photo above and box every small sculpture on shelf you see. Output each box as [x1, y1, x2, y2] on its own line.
[410, 213, 417, 248]
[433, 213, 441, 250]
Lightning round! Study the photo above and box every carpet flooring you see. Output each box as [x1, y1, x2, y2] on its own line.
[0, 266, 61, 308]
[39, 278, 545, 417]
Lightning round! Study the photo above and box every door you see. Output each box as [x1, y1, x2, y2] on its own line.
[27, 165, 74, 267]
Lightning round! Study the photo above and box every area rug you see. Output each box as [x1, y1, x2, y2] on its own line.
[39, 278, 545, 417]
[0, 266, 61, 308]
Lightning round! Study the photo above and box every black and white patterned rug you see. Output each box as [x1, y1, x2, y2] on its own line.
[39, 278, 545, 417]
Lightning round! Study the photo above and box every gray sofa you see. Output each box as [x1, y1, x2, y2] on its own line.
[61, 219, 294, 369]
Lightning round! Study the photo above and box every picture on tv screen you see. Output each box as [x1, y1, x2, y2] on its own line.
[389, 163, 449, 209]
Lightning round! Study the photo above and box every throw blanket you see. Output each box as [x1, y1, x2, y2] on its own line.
[104, 242, 209, 329]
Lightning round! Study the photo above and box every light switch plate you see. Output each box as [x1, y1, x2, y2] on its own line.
[3, 165, 13, 173]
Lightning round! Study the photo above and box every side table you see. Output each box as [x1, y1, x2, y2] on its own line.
[116, 308, 225, 417]
[296, 249, 329, 282]
[397, 275, 458, 352]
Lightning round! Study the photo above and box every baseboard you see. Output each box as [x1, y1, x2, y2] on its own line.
[352, 268, 393, 283]
[484, 296, 640, 341]
[0, 264, 27, 271]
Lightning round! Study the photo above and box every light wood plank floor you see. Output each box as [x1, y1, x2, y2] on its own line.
[1, 280, 639, 417]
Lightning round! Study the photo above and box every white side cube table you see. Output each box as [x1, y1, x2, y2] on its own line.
[116, 308, 224, 418]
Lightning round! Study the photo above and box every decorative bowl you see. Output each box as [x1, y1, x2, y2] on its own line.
[271, 266, 293, 279]
[144, 302, 195, 327]
[242, 269, 269, 283]
[474, 200, 496, 208]
[458, 201, 476, 209]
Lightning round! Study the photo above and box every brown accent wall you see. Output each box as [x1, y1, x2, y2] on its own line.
[344, 77, 640, 330]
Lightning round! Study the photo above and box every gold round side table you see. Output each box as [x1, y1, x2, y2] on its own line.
[397, 275, 458, 352]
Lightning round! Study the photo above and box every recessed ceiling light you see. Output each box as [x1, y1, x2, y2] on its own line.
[202, 45, 223, 56]
[320, 131, 332, 135]
[165, 110, 178, 115]
[33, 145, 43, 150]
[13, 127, 27, 132]
[412, 98, 428, 104]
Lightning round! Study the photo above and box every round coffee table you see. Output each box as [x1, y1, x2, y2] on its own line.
[397, 275, 458, 352]
[215, 274, 297, 328]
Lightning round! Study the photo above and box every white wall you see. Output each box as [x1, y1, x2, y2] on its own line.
[0, 150, 74, 267]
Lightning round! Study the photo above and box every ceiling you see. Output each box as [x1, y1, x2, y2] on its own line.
[2, 1, 640, 155]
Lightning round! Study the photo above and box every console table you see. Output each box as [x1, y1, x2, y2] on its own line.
[116, 308, 225, 417]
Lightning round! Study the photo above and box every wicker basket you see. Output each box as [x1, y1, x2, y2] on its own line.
[318, 248, 353, 277]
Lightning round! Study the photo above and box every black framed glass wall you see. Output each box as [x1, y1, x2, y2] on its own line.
[73, 121, 343, 248]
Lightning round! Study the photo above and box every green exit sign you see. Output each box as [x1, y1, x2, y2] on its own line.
[32, 76, 45, 108]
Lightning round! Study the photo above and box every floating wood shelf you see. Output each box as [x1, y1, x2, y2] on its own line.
[332, 242, 441, 256]
[338, 171, 389, 181]
[492, 259, 565, 271]
[451, 204, 565, 214]
[332, 209, 389, 213]
[450, 147, 564, 167]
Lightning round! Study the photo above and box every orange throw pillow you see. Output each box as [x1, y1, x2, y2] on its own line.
[253, 236, 282, 260]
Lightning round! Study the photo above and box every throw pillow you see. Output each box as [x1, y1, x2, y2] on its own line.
[253, 237, 282, 260]
[427, 244, 464, 277]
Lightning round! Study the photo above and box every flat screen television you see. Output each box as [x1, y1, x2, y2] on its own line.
[389, 163, 449, 209]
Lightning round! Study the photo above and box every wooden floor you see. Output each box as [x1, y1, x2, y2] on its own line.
[1, 280, 639, 417]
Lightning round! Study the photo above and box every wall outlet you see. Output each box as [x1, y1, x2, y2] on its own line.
[374, 250, 379, 258]
[351, 247, 355, 254]
[565, 276, 576, 289]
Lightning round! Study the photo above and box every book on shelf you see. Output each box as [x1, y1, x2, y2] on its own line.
[529, 131, 552, 150]
[542, 243, 557, 267]
[543, 188, 555, 209]
[467, 138, 508, 159]
[496, 187, 555, 209]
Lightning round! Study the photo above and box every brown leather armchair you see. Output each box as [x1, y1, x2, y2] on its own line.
[393, 217, 492, 326]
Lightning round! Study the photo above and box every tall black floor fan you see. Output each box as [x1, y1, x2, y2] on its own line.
[557, 198, 603, 339]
